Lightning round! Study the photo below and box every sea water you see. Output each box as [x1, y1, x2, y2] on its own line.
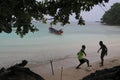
[0, 22, 120, 67]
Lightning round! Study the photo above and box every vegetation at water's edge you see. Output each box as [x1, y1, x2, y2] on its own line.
[101, 3, 120, 26]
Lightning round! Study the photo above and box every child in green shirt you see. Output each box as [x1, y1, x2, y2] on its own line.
[76, 45, 91, 69]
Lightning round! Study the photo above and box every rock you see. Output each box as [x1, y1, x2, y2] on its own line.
[0, 60, 45, 80]
[82, 65, 120, 80]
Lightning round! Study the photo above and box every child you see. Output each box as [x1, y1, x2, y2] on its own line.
[97, 41, 108, 66]
[76, 45, 91, 69]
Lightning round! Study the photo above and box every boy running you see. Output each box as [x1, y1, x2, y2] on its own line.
[76, 45, 91, 69]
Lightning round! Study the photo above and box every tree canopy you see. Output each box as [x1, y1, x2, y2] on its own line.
[0, 0, 109, 37]
[101, 3, 120, 25]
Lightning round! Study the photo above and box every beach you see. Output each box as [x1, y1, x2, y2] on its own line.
[0, 22, 120, 79]
[30, 50, 120, 80]
[28, 41, 120, 80]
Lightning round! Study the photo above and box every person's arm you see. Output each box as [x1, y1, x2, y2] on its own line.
[97, 47, 101, 53]
[82, 50, 86, 56]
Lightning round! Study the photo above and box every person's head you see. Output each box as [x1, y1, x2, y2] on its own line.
[82, 45, 86, 50]
[99, 41, 103, 46]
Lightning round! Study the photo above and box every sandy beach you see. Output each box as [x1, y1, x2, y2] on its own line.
[1, 39, 120, 80]
[30, 51, 120, 80]
[30, 57, 120, 80]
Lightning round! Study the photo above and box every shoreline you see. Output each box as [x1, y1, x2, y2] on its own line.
[30, 55, 120, 80]
[0, 41, 120, 80]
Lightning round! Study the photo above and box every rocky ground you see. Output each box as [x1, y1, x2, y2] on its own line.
[82, 65, 120, 80]
[0, 60, 45, 80]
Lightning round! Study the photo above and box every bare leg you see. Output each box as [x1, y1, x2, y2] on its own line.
[76, 59, 84, 69]
[100, 53, 105, 66]
[76, 63, 83, 69]
[83, 58, 90, 67]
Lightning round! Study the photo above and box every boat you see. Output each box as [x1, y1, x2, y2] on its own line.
[49, 27, 63, 35]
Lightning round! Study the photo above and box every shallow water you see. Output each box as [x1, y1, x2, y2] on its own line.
[0, 22, 120, 67]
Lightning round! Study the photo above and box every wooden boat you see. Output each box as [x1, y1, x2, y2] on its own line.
[49, 27, 63, 35]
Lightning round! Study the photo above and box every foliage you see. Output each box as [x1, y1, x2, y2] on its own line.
[101, 3, 120, 25]
[0, 0, 109, 37]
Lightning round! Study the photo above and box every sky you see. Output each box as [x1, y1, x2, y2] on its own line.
[81, 0, 120, 22]
[37, 0, 120, 22]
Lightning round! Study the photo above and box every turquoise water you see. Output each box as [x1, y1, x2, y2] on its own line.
[0, 22, 120, 66]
